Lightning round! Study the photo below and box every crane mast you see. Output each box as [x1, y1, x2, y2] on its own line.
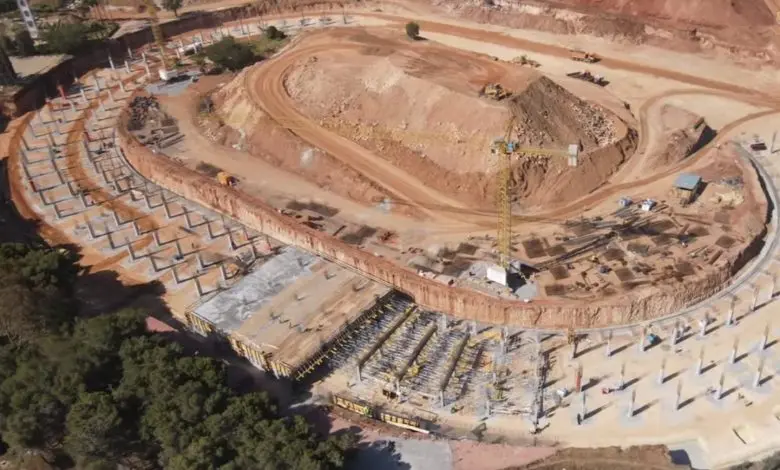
[143, 0, 173, 78]
[496, 116, 515, 269]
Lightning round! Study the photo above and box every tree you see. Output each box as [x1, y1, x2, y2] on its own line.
[264, 25, 285, 41]
[64, 392, 129, 467]
[205, 37, 255, 72]
[40, 21, 91, 55]
[13, 29, 35, 57]
[162, 0, 182, 17]
[405, 22, 420, 40]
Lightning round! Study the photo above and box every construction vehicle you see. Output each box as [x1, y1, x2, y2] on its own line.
[141, 0, 180, 82]
[511, 55, 540, 67]
[480, 83, 511, 101]
[217, 171, 237, 187]
[566, 70, 608, 86]
[570, 50, 600, 63]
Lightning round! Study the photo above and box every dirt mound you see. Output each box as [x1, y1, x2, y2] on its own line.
[643, 105, 710, 173]
[282, 35, 628, 209]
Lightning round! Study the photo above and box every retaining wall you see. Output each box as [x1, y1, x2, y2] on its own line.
[116, 101, 761, 328]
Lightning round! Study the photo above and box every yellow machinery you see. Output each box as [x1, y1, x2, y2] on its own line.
[481, 83, 510, 101]
[217, 171, 237, 187]
[142, 0, 175, 81]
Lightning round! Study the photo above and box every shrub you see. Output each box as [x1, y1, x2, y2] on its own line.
[405, 21, 420, 40]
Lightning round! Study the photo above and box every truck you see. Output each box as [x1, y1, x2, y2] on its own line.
[570, 50, 600, 63]
[566, 70, 608, 86]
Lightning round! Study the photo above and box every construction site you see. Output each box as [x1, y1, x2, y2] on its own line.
[6, 0, 780, 467]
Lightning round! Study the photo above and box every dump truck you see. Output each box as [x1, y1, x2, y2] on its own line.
[566, 70, 608, 86]
[480, 83, 510, 101]
[570, 50, 599, 63]
[217, 171, 237, 187]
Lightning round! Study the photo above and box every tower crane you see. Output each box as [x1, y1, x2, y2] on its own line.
[490, 115, 580, 284]
[142, 0, 178, 82]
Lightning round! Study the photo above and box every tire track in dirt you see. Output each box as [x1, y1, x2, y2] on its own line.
[246, 29, 780, 234]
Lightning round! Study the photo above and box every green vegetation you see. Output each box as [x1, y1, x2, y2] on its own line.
[250, 34, 288, 57]
[264, 25, 286, 41]
[205, 36, 256, 72]
[0, 242, 356, 468]
[38, 21, 118, 55]
[405, 21, 420, 40]
[13, 28, 34, 57]
[162, 0, 183, 17]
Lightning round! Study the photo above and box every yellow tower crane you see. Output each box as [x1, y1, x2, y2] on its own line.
[493, 116, 516, 270]
[491, 116, 580, 274]
[142, 0, 176, 81]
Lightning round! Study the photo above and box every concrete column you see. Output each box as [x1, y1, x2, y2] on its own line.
[580, 391, 586, 419]
[119, 80, 126, 93]
[716, 370, 725, 400]
[127, 47, 133, 60]
[658, 358, 666, 384]
[94, 75, 101, 91]
[143, 61, 151, 77]
[163, 199, 173, 219]
[108, 55, 115, 70]
[753, 358, 765, 388]
[219, 263, 228, 284]
[699, 316, 708, 338]
[80, 88, 87, 103]
[193, 276, 204, 297]
[674, 381, 682, 410]
[125, 60, 132, 74]
[174, 239, 183, 258]
[638, 329, 646, 353]
[183, 207, 194, 228]
[627, 389, 635, 417]
[726, 299, 735, 327]
[605, 331, 612, 357]
[618, 363, 625, 390]
[772, 275, 777, 300]
[86, 220, 98, 239]
[696, 348, 704, 376]
[570, 337, 578, 360]
[730, 337, 739, 364]
[356, 364, 362, 382]
[752, 286, 759, 311]
[761, 324, 770, 351]
[196, 252, 205, 270]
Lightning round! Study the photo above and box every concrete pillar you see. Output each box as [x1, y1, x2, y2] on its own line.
[439, 390, 445, 408]
[730, 337, 739, 364]
[761, 324, 770, 351]
[163, 199, 173, 219]
[356, 364, 362, 382]
[627, 389, 635, 417]
[726, 300, 735, 327]
[108, 55, 115, 70]
[753, 358, 765, 388]
[94, 75, 101, 91]
[125, 60, 132, 74]
[127, 47, 133, 60]
[194, 276, 204, 297]
[143, 61, 151, 77]
[696, 348, 704, 376]
[219, 263, 228, 284]
[80, 88, 87, 104]
[674, 380, 682, 410]
[716, 371, 725, 400]
[86, 220, 98, 239]
[658, 358, 665, 384]
[580, 391, 586, 419]
[570, 337, 578, 360]
[196, 252, 205, 270]
[119, 80, 126, 93]
[752, 286, 759, 311]
[772, 275, 777, 300]
[605, 332, 612, 357]
[638, 329, 646, 353]
[183, 207, 194, 228]
[618, 363, 625, 390]
[699, 316, 708, 338]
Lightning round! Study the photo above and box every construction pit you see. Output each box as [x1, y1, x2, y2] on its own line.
[143, 27, 769, 327]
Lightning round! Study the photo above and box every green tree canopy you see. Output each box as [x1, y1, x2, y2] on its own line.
[265, 25, 286, 41]
[205, 37, 255, 72]
[40, 21, 91, 55]
[405, 22, 420, 40]
[162, 0, 183, 17]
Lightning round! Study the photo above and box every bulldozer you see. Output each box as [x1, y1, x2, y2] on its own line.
[480, 83, 511, 101]
[217, 171, 237, 187]
[570, 50, 599, 63]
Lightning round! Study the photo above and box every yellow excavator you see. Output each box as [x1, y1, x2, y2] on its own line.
[217, 171, 237, 187]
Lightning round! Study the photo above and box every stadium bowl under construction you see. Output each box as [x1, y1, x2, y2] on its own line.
[11, 4, 780, 452]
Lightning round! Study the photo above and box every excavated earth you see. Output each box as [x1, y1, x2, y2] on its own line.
[219, 29, 635, 211]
